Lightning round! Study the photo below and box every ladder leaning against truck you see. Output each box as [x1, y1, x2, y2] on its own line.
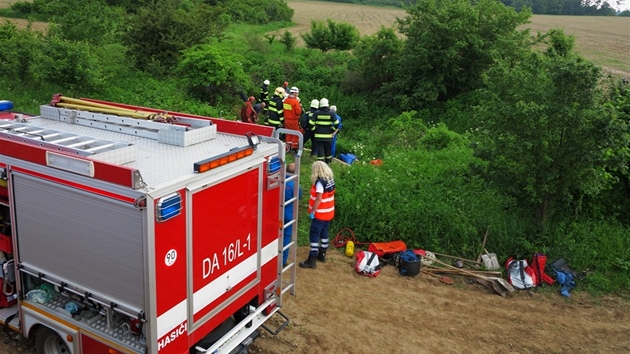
[0, 95, 303, 354]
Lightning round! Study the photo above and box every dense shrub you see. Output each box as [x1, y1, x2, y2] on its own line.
[332, 136, 520, 258]
[302, 19, 360, 52]
[123, 0, 229, 75]
[30, 35, 106, 92]
[205, 0, 293, 24]
[176, 43, 251, 105]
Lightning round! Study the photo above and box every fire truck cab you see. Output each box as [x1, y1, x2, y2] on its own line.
[0, 96, 301, 354]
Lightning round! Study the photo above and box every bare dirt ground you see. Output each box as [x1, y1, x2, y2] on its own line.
[1, 246, 628, 354]
[249, 247, 630, 354]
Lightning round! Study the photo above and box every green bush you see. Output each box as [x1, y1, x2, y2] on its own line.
[547, 220, 630, 293]
[10, 1, 34, 13]
[123, 0, 229, 75]
[302, 19, 359, 52]
[330, 117, 522, 259]
[30, 35, 106, 92]
[201, 0, 292, 25]
[176, 43, 251, 105]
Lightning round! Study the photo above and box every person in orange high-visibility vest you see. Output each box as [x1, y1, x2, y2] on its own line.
[282, 86, 302, 153]
[299, 161, 335, 269]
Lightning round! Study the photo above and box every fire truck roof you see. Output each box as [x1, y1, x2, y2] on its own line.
[1, 105, 279, 191]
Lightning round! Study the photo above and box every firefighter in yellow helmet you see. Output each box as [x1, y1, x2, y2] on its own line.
[266, 87, 284, 129]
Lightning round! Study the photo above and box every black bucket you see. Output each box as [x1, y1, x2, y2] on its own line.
[400, 258, 421, 277]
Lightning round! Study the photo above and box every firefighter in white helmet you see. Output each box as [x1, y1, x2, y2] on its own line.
[259, 80, 270, 117]
[308, 98, 339, 164]
[282, 87, 302, 153]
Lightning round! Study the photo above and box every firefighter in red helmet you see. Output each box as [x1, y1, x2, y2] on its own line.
[240, 96, 258, 124]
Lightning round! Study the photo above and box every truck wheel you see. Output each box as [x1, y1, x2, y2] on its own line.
[35, 327, 70, 354]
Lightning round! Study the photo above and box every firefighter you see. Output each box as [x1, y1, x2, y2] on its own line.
[266, 87, 285, 129]
[301, 99, 318, 156]
[299, 161, 335, 269]
[259, 79, 270, 117]
[330, 105, 343, 157]
[282, 81, 289, 99]
[308, 98, 339, 164]
[282, 87, 302, 153]
[253, 101, 266, 116]
[240, 96, 258, 124]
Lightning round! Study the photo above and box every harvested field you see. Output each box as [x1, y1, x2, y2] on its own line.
[285, 1, 630, 76]
[526, 15, 630, 75]
[284, 0, 405, 37]
[0, 0, 48, 32]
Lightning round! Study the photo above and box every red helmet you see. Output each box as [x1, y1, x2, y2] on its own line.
[283, 81, 288, 86]
[248, 96, 255, 102]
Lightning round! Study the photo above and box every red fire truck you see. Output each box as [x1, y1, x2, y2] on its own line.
[0, 96, 301, 354]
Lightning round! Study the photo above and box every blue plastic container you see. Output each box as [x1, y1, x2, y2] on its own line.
[0, 100, 14, 112]
[339, 153, 357, 165]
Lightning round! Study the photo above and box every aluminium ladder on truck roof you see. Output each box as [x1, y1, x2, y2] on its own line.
[0, 119, 133, 159]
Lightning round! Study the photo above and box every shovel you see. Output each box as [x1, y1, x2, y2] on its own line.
[420, 269, 454, 285]
[428, 256, 515, 297]
[481, 248, 500, 270]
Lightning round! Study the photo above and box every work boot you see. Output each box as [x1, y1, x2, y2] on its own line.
[299, 254, 317, 269]
[317, 248, 327, 263]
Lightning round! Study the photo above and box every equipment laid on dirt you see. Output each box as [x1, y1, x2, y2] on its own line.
[430, 252, 482, 266]
[367, 240, 407, 257]
[506, 254, 556, 292]
[355, 251, 382, 277]
[425, 268, 502, 277]
[428, 257, 515, 297]
[332, 228, 370, 249]
[0, 96, 302, 354]
[420, 270, 454, 285]
[394, 250, 421, 277]
[506, 258, 537, 289]
[345, 241, 355, 257]
[481, 248, 501, 270]
[476, 227, 490, 263]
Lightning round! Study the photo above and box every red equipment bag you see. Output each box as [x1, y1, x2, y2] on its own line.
[367, 240, 407, 257]
[506, 257, 537, 289]
[355, 250, 381, 277]
[532, 253, 555, 286]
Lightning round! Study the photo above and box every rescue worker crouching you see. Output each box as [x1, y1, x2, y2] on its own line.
[240, 96, 258, 124]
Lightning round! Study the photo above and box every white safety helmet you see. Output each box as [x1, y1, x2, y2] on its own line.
[263, 79, 270, 85]
[274, 87, 285, 96]
[290, 86, 299, 93]
[319, 98, 329, 108]
[310, 99, 319, 108]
